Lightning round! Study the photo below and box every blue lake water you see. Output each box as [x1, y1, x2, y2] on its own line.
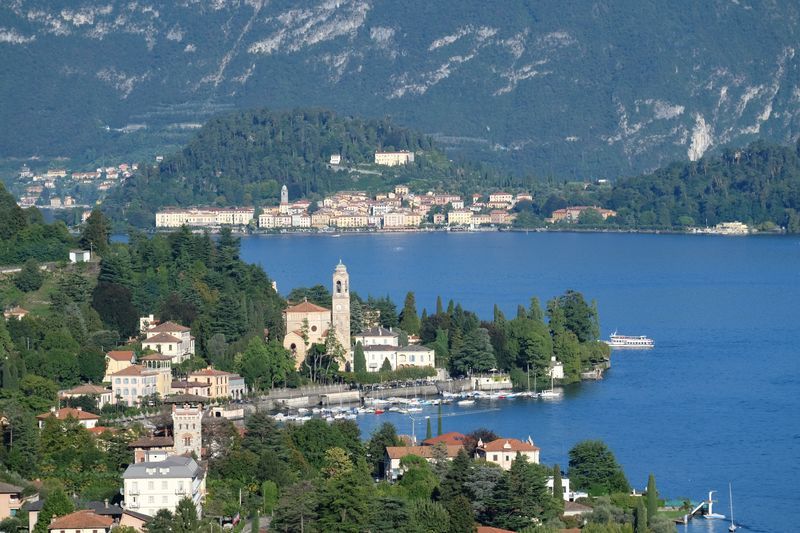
[240, 232, 800, 532]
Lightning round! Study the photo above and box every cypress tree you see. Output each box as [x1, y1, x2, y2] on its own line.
[437, 403, 443, 435]
[251, 511, 260, 533]
[354, 341, 367, 373]
[516, 304, 527, 319]
[400, 291, 421, 335]
[426, 417, 432, 440]
[634, 498, 648, 533]
[646, 473, 658, 525]
[553, 464, 564, 513]
[436, 296, 444, 315]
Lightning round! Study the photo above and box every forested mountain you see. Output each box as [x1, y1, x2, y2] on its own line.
[105, 108, 516, 226]
[600, 140, 800, 230]
[1, 1, 799, 177]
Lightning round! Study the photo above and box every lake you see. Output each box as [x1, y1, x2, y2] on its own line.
[240, 231, 800, 532]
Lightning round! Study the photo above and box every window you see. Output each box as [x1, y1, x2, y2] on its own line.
[493, 454, 498, 461]
[311, 325, 317, 332]
[148, 481, 154, 490]
[156, 344, 161, 352]
[123, 378, 129, 385]
[131, 378, 137, 384]
[131, 388, 137, 397]
[184, 436, 192, 447]
[336, 280, 342, 294]
[162, 481, 168, 490]
[148, 496, 154, 503]
[169, 345, 173, 351]
[115, 378, 121, 384]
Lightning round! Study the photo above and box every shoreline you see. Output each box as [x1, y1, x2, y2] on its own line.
[150, 226, 782, 238]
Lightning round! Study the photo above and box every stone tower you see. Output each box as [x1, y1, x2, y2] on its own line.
[331, 261, 352, 369]
[280, 184, 289, 205]
[172, 403, 202, 459]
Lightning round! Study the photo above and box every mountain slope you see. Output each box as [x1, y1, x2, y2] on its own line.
[1, 0, 799, 176]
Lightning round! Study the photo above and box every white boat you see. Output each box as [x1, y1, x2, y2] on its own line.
[457, 399, 475, 406]
[728, 483, 737, 532]
[538, 374, 563, 399]
[604, 331, 654, 349]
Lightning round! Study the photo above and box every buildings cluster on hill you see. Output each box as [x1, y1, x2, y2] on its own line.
[14, 163, 133, 211]
[155, 184, 533, 230]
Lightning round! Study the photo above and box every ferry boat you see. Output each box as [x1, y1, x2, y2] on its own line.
[605, 331, 654, 349]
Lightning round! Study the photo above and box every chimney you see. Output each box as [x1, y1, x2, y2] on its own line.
[104, 498, 109, 509]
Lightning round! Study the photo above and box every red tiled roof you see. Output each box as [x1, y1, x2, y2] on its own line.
[106, 350, 135, 361]
[88, 426, 116, 435]
[143, 332, 182, 344]
[110, 365, 157, 377]
[189, 367, 232, 377]
[48, 510, 113, 530]
[478, 438, 539, 452]
[385, 445, 462, 460]
[284, 300, 330, 313]
[36, 407, 100, 421]
[61, 384, 110, 396]
[477, 527, 516, 533]
[423, 432, 466, 446]
[148, 321, 190, 333]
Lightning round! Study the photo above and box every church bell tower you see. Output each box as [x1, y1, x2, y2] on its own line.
[331, 261, 352, 369]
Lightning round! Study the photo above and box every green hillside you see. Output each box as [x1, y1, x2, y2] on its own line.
[105, 108, 509, 226]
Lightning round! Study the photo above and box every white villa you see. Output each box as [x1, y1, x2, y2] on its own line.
[142, 321, 195, 364]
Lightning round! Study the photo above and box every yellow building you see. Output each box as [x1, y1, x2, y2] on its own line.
[104, 350, 135, 382]
[448, 210, 474, 226]
[188, 367, 232, 399]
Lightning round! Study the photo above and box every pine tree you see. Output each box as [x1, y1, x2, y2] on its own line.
[646, 473, 658, 526]
[354, 341, 367, 373]
[380, 357, 392, 372]
[33, 489, 74, 533]
[445, 494, 476, 533]
[79, 208, 110, 256]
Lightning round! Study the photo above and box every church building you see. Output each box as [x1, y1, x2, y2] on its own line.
[283, 261, 352, 370]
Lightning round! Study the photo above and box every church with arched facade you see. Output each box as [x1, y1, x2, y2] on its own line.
[282, 261, 352, 370]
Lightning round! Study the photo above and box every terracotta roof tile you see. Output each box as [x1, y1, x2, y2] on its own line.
[284, 300, 330, 313]
[106, 350, 135, 361]
[148, 321, 190, 333]
[478, 438, 539, 452]
[110, 365, 158, 377]
[61, 384, 110, 396]
[423, 432, 466, 446]
[385, 445, 462, 459]
[48, 510, 113, 530]
[143, 332, 182, 344]
[36, 407, 100, 421]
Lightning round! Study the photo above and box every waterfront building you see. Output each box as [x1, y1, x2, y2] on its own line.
[548, 206, 617, 223]
[170, 380, 211, 397]
[122, 455, 205, 518]
[374, 151, 415, 166]
[363, 344, 435, 372]
[355, 326, 399, 347]
[130, 436, 174, 464]
[475, 438, 540, 469]
[448, 210, 474, 226]
[36, 407, 100, 430]
[384, 445, 463, 481]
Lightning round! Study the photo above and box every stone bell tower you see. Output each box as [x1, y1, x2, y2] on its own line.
[331, 261, 352, 369]
[172, 403, 202, 459]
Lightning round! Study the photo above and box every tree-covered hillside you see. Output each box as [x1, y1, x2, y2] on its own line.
[601, 141, 800, 230]
[106, 108, 518, 226]
[2, 0, 799, 177]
